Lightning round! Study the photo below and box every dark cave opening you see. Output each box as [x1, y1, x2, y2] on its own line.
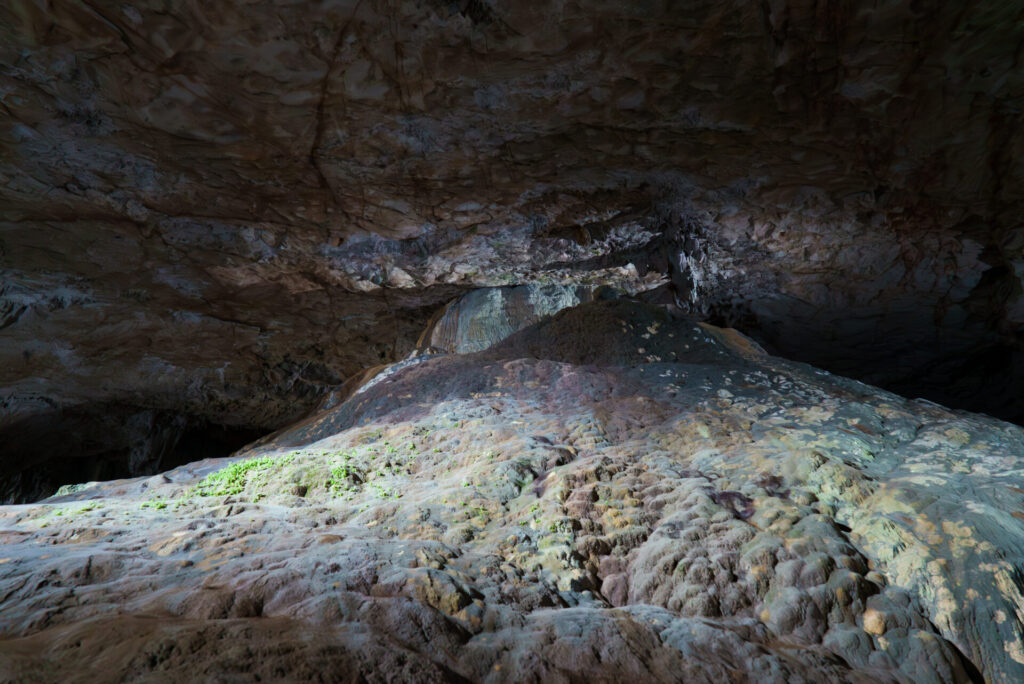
[637, 279, 1024, 426]
[0, 407, 267, 505]
[162, 423, 269, 472]
[704, 307, 1024, 427]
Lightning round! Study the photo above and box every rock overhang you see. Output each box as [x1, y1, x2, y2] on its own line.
[1, 0, 1023, 501]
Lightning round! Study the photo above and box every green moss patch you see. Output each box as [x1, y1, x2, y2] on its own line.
[194, 455, 293, 497]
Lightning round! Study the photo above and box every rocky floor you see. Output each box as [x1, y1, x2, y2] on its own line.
[1, 299, 1022, 682]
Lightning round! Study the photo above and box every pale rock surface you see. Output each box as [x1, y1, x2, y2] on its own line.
[1, 299, 1020, 682]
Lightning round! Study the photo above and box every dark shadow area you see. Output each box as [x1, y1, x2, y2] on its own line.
[163, 424, 268, 471]
[704, 303, 1024, 427]
[0, 404, 266, 504]
[636, 283, 1024, 427]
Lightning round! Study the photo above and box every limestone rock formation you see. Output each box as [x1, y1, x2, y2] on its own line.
[2, 0, 1023, 500]
[2, 299, 1021, 682]
[418, 283, 607, 355]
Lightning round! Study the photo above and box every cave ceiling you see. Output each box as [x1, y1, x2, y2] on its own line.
[0, 0, 1022, 499]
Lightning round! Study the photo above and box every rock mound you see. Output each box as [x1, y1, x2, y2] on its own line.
[1, 300, 1021, 682]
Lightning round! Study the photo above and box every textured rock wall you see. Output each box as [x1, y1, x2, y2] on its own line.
[1, 0, 1022, 498]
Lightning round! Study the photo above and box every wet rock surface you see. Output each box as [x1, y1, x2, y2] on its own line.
[2, 0, 1023, 499]
[1, 299, 1020, 682]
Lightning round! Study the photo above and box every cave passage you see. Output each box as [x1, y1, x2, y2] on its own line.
[0, 408, 266, 504]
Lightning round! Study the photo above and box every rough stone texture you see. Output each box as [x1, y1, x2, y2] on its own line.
[2, 0, 1023, 497]
[1, 299, 1021, 681]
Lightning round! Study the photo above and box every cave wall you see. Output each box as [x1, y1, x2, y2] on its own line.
[1, 0, 1022, 498]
